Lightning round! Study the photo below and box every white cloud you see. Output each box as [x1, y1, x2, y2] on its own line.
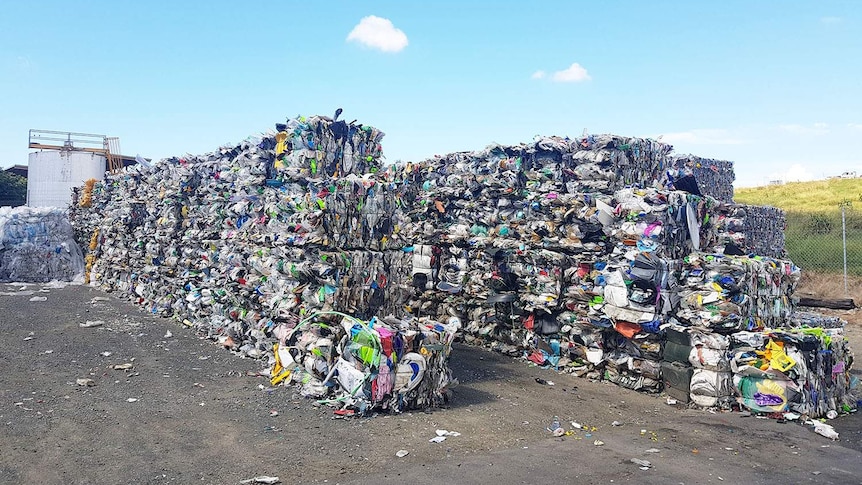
[551, 63, 591, 82]
[531, 70, 546, 80]
[6, 55, 35, 75]
[346, 16, 408, 53]
[769, 163, 816, 183]
[821, 16, 842, 24]
[659, 128, 746, 145]
[778, 123, 830, 135]
[658, 122, 862, 187]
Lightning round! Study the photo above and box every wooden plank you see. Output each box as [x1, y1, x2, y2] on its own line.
[28, 143, 108, 155]
[797, 297, 856, 310]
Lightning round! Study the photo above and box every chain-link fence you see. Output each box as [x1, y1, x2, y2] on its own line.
[785, 204, 862, 292]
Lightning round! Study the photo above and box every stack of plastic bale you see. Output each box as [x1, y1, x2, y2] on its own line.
[397, 133, 841, 409]
[580, 191, 679, 391]
[675, 253, 799, 334]
[0, 206, 84, 282]
[589, 259, 663, 392]
[267, 114, 384, 180]
[667, 155, 735, 202]
[71, 118, 854, 413]
[565, 135, 675, 191]
[739, 205, 787, 258]
[787, 312, 857, 417]
[687, 329, 734, 408]
[71, 114, 456, 412]
[728, 313, 857, 418]
[548, 186, 741, 387]
[400, 136, 753, 378]
[608, 249, 682, 390]
[660, 323, 736, 407]
[491, 248, 571, 357]
[269, 312, 458, 412]
[661, 324, 695, 403]
[82, 115, 383, 322]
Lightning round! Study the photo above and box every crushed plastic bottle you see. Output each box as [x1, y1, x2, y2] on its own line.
[813, 422, 839, 440]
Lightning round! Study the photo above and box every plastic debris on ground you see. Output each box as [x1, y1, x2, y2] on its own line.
[67, 113, 855, 419]
[239, 476, 281, 484]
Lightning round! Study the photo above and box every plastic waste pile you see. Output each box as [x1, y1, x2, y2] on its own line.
[0, 206, 84, 282]
[667, 155, 735, 202]
[660, 319, 857, 416]
[270, 311, 457, 412]
[400, 141, 853, 417]
[410, 141, 853, 418]
[740, 205, 786, 258]
[70, 114, 855, 418]
[70, 114, 457, 412]
[730, 324, 856, 417]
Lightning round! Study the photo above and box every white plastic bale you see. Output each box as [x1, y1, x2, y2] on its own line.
[690, 369, 734, 399]
[0, 206, 84, 282]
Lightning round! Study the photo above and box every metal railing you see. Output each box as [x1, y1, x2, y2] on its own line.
[28, 129, 108, 151]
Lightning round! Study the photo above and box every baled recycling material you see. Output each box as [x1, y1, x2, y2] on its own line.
[69, 114, 856, 417]
[0, 206, 84, 282]
[270, 311, 458, 412]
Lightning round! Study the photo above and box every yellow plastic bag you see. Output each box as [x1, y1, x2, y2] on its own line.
[765, 339, 796, 372]
[270, 343, 292, 386]
[275, 131, 288, 157]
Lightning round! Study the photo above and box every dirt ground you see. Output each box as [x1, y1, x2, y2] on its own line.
[1, 282, 860, 485]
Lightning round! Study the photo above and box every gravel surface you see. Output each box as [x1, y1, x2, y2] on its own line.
[1, 282, 860, 484]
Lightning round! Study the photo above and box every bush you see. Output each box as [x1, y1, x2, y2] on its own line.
[0, 171, 27, 206]
[808, 214, 834, 235]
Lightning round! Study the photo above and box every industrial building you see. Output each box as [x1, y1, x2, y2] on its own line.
[24, 130, 141, 208]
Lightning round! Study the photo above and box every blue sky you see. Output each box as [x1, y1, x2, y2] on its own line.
[1, 1, 860, 188]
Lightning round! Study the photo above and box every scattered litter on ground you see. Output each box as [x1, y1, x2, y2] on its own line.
[239, 476, 280, 484]
[813, 422, 839, 440]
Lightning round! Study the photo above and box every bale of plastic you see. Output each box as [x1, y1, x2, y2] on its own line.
[0, 206, 84, 282]
[68, 114, 854, 417]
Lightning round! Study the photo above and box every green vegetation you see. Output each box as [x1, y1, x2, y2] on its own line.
[735, 178, 862, 275]
[734, 178, 862, 213]
[0, 170, 27, 206]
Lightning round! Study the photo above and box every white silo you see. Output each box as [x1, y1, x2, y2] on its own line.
[27, 150, 106, 208]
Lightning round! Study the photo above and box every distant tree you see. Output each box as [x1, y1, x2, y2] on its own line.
[0, 170, 27, 205]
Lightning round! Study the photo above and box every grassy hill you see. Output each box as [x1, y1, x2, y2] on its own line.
[734, 178, 862, 212]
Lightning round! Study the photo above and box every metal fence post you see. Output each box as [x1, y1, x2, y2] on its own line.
[842, 204, 848, 295]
